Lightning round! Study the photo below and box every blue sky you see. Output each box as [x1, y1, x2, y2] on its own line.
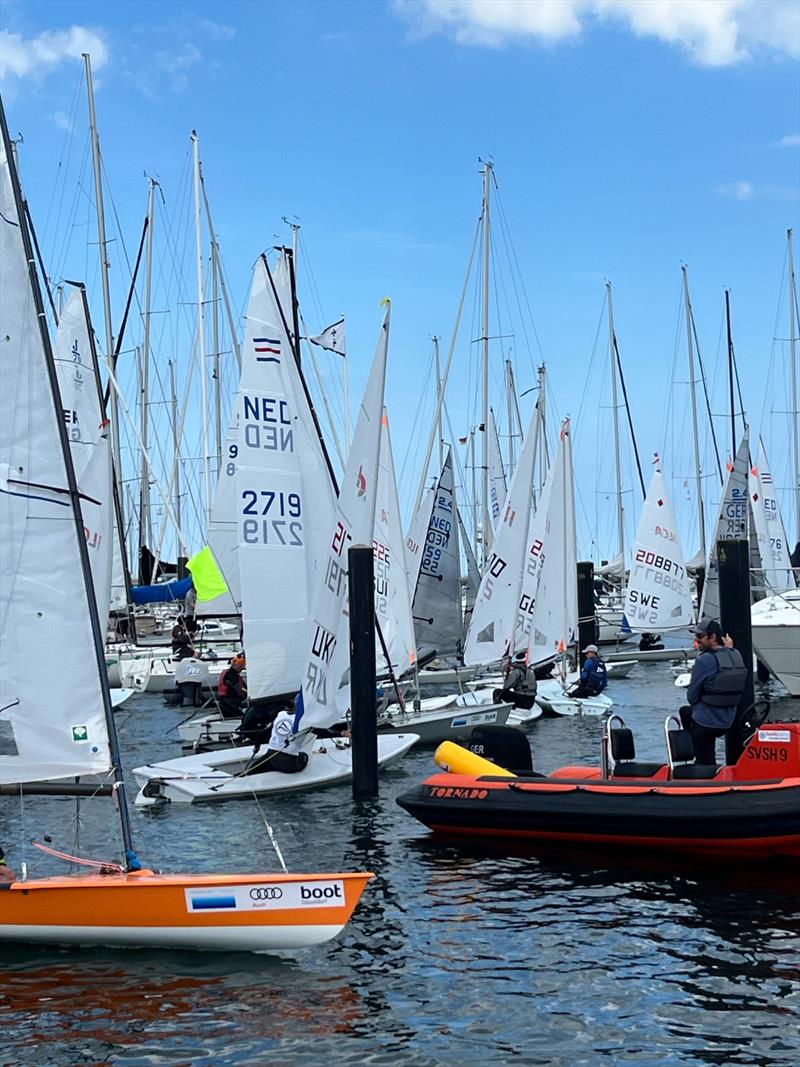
[2, 0, 799, 560]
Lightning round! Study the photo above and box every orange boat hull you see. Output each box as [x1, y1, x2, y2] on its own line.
[0, 869, 373, 951]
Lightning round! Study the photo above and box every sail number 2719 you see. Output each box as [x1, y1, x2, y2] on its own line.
[241, 490, 303, 546]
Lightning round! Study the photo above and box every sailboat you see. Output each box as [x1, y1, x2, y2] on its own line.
[133, 303, 417, 802]
[0, 105, 371, 950]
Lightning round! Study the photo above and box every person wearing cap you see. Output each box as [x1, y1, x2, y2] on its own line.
[495, 651, 538, 710]
[681, 617, 746, 764]
[569, 644, 608, 698]
[217, 654, 247, 719]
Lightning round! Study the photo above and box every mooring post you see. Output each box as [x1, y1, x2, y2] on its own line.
[718, 538, 755, 764]
[349, 544, 378, 798]
[577, 561, 596, 667]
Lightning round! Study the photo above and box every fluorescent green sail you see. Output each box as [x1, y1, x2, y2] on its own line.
[187, 546, 229, 603]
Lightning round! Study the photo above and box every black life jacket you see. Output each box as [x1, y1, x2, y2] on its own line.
[702, 648, 747, 707]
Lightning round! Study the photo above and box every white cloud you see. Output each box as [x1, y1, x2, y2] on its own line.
[775, 133, 800, 147]
[394, 0, 800, 66]
[717, 180, 798, 201]
[717, 180, 755, 200]
[0, 26, 109, 81]
[52, 109, 73, 131]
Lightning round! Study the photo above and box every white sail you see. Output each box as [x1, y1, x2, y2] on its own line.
[405, 484, 435, 591]
[464, 402, 538, 666]
[751, 441, 797, 592]
[0, 133, 111, 784]
[411, 449, 463, 659]
[699, 431, 749, 621]
[237, 254, 336, 700]
[374, 409, 416, 673]
[52, 289, 114, 627]
[300, 306, 390, 728]
[488, 406, 507, 531]
[623, 469, 692, 631]
[197, 416, 242, 618]
[521, 422, 578, 665]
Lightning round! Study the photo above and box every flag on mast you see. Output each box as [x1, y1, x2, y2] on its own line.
[309, 317, 346, 357]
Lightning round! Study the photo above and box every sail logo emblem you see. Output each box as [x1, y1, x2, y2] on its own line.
[356, 465, 367, 498]
[71, 725, 88, 743]
[253, 337, 281, 364]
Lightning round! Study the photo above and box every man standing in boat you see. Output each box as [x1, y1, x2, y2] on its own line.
[569, 644, 608, 698]
[496, 652, 538, 709]
[682, 617, 747, 764]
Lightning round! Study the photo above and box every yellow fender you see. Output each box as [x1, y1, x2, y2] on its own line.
[433, 741, 516, 778]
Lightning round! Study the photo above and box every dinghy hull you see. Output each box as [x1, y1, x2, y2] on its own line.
[0, 869, 373, 951]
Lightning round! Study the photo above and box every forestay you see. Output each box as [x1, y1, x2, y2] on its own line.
[237, 254, 335, 700]
[699, 431, 749, 621]
[52, 288, 113, 627]
[464, 400, 539, 666]
[0, 134, 112, 784]
[299, 306, 390, 728]
[519, 422, 577, 665]
[374, 409, 416, 673]
[411, 449, 463, 660]
[623, 469, 692, 631]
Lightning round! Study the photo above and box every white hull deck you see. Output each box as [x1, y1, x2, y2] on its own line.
[133, 732, 418, 805]
[378, 691, 513, 745]
[535, 678, 613, 718]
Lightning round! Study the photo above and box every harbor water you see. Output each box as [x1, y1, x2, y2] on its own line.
[2, 661, 799, 1066]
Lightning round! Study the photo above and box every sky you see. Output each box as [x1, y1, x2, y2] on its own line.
[2, 0, 799, 562]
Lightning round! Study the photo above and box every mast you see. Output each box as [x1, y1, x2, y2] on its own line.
[212, 227, 222, 475]
[606, 282, 625, 567]
[139, 178, 156, 572]
[505, 359, 515, 477]
[788, 229, 800, 541]
[725, 289, 737, 457]
[200, 172, 241, 369]
[470, 428, 478, 548]
[191, 130, 212, 528]
[2, 101, 136, 860]
[169, 359, 183, 548]
[682, 265, 707, 553]
[434, 335, 444, 471]
[83, 52, 124, 532]
[480, 160, 493, 558]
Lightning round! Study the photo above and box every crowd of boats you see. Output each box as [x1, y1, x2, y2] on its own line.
[1, 65, 799, 954]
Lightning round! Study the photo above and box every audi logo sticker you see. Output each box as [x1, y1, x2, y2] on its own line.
[249, 886, 283, 901]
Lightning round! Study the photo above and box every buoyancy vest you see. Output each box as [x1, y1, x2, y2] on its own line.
[218, 668, 242, 700]
[702, 647, 747, 707]
[582, 657, 608, 694]
[507, 665, 538, 696]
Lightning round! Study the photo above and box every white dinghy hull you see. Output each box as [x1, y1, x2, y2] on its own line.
[134, 732, 419, 805]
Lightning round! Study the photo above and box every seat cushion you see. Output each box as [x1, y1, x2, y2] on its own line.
[671, 764, 720, 780]
[611, 761, 665, 778]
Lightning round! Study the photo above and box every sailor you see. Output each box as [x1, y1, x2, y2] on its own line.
[173, 649, 209, 707]
[247, 700, 309, 775]
[681, 617, 746, 764]
[0, 846, 16, 886]
[496, 652, 538, 710]
[184, 583, 198, 636]
[171, 617, 193, 657]
[218, 654, 247, 719]
[569, 644, 608, 698]
[639, 632, 664, 651]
